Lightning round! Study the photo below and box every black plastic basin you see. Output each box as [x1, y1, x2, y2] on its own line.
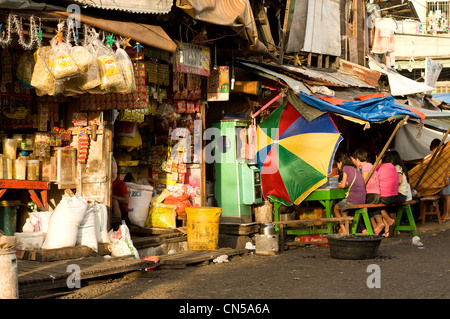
[325, 234, 384, 260]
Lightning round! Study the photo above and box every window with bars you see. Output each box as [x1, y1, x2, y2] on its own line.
[426, 1, 450, 32]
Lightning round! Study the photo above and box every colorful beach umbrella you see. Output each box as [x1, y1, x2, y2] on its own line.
[255, 100, 343, 206]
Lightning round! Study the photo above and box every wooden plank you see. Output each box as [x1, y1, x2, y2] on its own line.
[16, 246, 98, 262]
[18, 256, 153, 297]
[159, 248, 246, 268]
[0, 180, 50, 190]
[219, 222, 260, 235]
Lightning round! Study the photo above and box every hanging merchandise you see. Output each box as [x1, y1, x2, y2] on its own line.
[16, 51, 35, 88]
[31, 46, 57, 96]
[114, 46, 136, 94]
[96, 39, 124, 91]
[70, 45, 93, 74]
[207, 66, 230, 101]
[77, 127, 90, 164]
[52, 40, 80, 80]
[79, 43, 101, 90]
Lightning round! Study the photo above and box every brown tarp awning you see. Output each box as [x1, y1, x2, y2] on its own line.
[176, 0, 260, 50]
[53, 11, 177, 53]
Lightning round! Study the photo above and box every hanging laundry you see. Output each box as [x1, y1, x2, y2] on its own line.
[372, 18, 396, 54]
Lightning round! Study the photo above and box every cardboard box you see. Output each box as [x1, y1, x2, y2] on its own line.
[299, 207, 325, 226]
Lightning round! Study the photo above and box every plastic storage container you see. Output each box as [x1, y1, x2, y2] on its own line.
[56, 147, 76, 186]
[13, 158, 27, 180]
[185, 207, 221, 250]
[26, 160, 40, 181]
[3, 137, 17, 160]
[0, 200, 20, 236]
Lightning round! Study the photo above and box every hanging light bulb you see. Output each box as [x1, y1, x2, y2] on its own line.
[213, 42, 218, 70]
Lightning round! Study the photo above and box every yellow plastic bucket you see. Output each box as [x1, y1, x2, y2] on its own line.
[186, 207, 221, 250]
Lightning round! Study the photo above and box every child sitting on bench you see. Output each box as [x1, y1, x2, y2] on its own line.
[352, 149, 385, 235]
[333, 152, 366, 234]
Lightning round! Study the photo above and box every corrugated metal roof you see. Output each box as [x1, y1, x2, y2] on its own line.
[238, 62, 310, 94]
[281, 64, 376, 89]
[71, 0, 172, 14]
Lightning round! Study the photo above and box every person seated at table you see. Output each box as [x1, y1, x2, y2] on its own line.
[352, 149, 385, 235]
[376, 152, 401, 237]
[111, 158, 131, 230]
[333, 152, 366, 234]
[384, 150, 412, 205]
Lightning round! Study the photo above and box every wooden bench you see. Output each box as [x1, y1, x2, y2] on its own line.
[348, 200, 418, 237]
[272, 217, 354, 251]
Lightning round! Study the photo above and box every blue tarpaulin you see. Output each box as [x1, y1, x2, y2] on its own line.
[433, 93, 450, 104]
[299, 92, 422, 123]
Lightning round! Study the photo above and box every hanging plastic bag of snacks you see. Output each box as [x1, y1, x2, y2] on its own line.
[79, 43, 101, 91]
[63, 76, 85, 96]
[31, 46, 57, 96]
[17, 51, 36, 89]
[71, 45, 93, 73]
[96, 42, 124, 91]
[114, 47, 136, 94]
[53, 42, 80, 79]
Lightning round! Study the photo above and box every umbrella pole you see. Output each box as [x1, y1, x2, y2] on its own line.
[365, 115, 410, 184]
[413, 124, 450, 190]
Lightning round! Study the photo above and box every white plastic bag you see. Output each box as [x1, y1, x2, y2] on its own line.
[96, 43, 123, 91]
[79, 43, 101, 91]
[126, 182, 154, 227]
[31, 211, 52, 233]
[41, 196, 88, 249]
[76, 203, 98, 252]
[114, 48, 136, 94]
[52, 42, 80, 79]
[108, 222, 139, 258]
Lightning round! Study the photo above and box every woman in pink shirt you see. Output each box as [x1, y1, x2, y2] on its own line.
[376, 153, 401, 237]
[352, 149, 384, 235]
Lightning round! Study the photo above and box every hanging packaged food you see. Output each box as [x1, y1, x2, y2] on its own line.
[31, 46, 57, 96]
[71, 45, 93, 73]
[17, 51, 36, 89]
[114, 47, 136, 94]
[96, 42, 124, 91]
[52, 42, 80, 80]
[79, 43, 101, 91]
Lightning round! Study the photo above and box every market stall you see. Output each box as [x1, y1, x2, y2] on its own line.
[0, 10, 211, 258]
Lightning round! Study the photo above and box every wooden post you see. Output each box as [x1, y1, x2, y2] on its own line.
[365, 115, 410, 184]
[201, 100, 206, 206]
[413, 125, 450, 190]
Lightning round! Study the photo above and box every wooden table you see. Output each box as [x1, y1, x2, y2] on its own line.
[0, 180, 50, 211]
[272, 188, 347, 236]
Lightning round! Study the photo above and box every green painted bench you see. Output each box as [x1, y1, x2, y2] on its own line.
[348, 200, 418, 237]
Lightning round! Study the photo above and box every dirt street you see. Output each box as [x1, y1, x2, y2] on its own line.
[58, 221, 450, 304]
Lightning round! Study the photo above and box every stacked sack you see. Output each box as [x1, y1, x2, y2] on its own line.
[15, 196, 114, 254]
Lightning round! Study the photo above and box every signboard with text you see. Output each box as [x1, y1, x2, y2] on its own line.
[176, 42, 210, 76]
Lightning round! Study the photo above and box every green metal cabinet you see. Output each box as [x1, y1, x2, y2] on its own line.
[213, 120, 262, 224]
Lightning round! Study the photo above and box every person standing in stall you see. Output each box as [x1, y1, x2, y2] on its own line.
[333, 152, 366, 234]
[352, 149, 385, 235]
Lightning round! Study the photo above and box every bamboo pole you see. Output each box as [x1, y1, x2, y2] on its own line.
[364, 115, 410, 184]
[413, 124, 450, 190]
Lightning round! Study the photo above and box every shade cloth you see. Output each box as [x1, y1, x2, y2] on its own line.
[299, 92, 422, 123]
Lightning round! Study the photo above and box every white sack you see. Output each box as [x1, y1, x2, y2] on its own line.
[76, 203, 98, 252]
[126, 182, 154, 227]
[41, 196, 88, 249]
